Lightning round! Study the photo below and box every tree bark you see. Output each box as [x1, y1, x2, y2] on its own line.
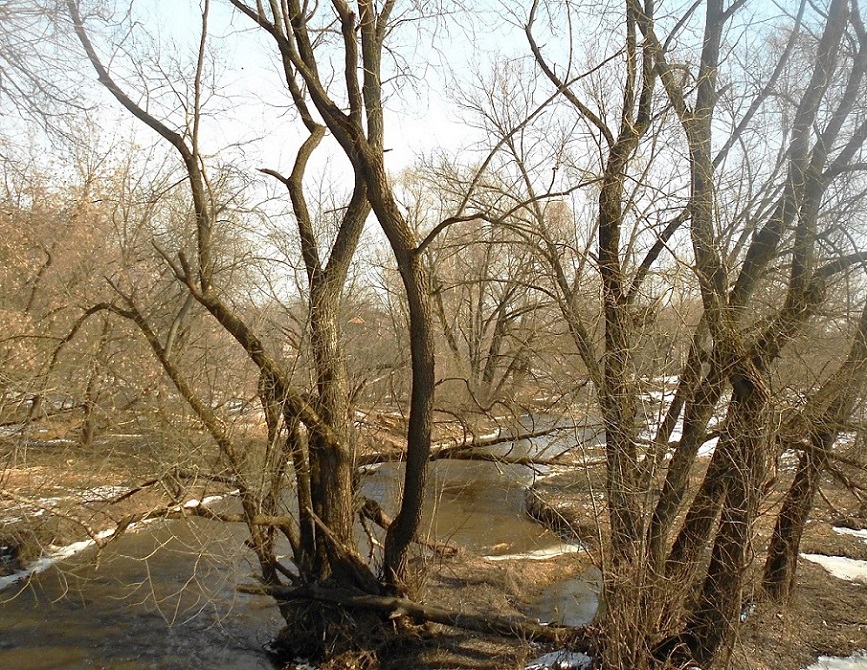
[762, 447, 827, 600]
[685, 373, 770, 667]
[764, 295, 867, 599]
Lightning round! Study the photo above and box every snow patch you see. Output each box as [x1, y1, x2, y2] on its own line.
[81, 485, 130, 501]
[31, 438, 77, 446]
[0, 528, 116, 592]
[805, 651, 867, 669]
[0, 490, 238, 592]
[525, 650, 592, 670]
[484, 542, 582, 562]
[781, 449, 801, 463]
[31, 496, 65, 507]
[698, 436, 719, 458]
[0, 423, 25, 437]
[642, 389, 677, 403]
[801, 553, 867, 583]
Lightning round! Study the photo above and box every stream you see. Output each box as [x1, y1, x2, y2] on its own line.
[0, 521, 284, 669]
[0, 418, 603, 669]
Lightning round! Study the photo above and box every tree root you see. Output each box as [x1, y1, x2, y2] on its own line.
[240, 582, 595, 648]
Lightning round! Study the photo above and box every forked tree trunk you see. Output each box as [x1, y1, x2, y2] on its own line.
[648, 343, 722, 570]
[764, 296, 867, 599]
[225, 0, 438, 593]
[685, 374, 770, 667]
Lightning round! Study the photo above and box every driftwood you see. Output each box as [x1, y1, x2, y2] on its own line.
[357, 422, 602, 467]
[239, 582, 594, 648]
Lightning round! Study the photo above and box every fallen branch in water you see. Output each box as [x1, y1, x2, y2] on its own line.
[432, 451, 606, 468]
[358, 497, 459, 557]
[357, 422, 602, 467]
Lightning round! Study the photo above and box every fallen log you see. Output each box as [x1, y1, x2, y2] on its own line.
[357, 422, 602, 467]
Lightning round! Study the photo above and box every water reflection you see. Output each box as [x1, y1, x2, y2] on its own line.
[0, 416, 602, 668]
[528, 567, 602, 627]
[0, 520, 282, 669]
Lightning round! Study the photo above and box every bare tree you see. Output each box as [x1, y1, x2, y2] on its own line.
[452, 0, 867, 666]
[57, 0, 528, 661]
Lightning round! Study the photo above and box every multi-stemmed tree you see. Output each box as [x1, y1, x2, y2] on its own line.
[456, 0, 867, 666]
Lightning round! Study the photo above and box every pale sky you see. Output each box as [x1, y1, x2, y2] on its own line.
[78, 1, 505, 178]
[72, 0, 548, 182]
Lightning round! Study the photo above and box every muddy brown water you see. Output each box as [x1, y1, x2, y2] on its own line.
[0, 519, 285, 669]
[0, 418, 602, 668]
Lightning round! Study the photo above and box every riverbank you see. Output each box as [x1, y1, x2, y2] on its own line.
[0, 428, 237, 578]
[525, 453, 867, 670]
[3, 418, 867, 669]
[0, 431, 599, 670]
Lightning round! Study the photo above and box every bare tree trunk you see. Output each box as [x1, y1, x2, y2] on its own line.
[307, 284, 357, 581]
[526, 1, 656, 663]
[379, 213, 435, 591]
[685, 374, 770, 666]
[80, 316, 111, 446]
[762, 446, 827, 600]
[764, 296, 867, 599]
[226, 0, 436, 593]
